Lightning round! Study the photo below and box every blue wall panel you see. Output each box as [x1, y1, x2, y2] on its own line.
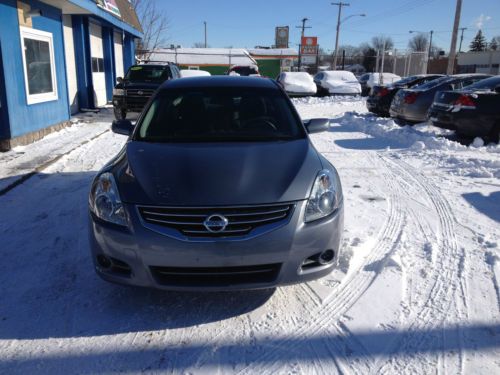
[123, 34, 135, 72]
[102, 26, 116, 102]
[0, 40, 11, 140]
[72, 15, 94, 109]
[0, 0, 70, 138]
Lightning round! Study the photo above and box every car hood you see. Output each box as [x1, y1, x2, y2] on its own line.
[114, 139, 322, 206]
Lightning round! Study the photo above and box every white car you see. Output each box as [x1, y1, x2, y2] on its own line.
[276, 72, 317, 97]
[314, 71, 361, 96]
[180, 69, 211, 78]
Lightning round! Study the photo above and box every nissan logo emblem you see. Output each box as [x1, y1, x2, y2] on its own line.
[137, 90, 144, 95]
[203, 214, 229, 233]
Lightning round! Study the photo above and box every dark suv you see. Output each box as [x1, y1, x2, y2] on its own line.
[112, 62, 180, 120]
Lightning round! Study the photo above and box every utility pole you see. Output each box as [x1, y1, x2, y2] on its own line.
[427, 30, 434, 73]
[332, 2, 350, 70]
[204, 21, 207, 48]
[447, 0, 463, 74]
[296, 17, 311, 70]
[458, 27, 467, 53]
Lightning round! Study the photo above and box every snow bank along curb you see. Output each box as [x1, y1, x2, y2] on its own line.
[0, 129, 109, 197]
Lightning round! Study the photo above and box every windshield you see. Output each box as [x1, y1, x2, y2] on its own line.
[125, 65, 170, 83]
[462, 76, 500, 91]
[135, 88, 305, 142]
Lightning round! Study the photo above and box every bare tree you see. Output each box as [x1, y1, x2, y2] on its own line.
[371, 35, 394, 51]
[338, 44, 361, 57]
[131, 0, 169, 59]
[408, 33, 428, 52]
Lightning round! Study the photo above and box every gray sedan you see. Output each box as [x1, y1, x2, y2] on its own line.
[389, 74, 492, 124]
[88, 76, 344, 291]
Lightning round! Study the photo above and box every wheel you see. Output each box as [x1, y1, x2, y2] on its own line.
[114, 107, 126, 120]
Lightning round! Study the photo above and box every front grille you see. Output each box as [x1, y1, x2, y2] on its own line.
[137, 203, 295, 238]
[125, 89, 155, 112]
[150, 263, 281, 287]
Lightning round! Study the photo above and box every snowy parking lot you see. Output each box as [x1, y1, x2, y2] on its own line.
[0, 97, 499, 374]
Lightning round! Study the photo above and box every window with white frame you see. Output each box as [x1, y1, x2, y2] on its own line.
[20, 27, 58, 105]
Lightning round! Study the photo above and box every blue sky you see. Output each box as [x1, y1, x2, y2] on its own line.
[159, 0, 500, 52]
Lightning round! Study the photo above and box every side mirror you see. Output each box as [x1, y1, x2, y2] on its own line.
[112, 119, 134, 136]
[495, 85, 500, 94]
[304, 118, 330, 134]
[116, 77, 123, 84]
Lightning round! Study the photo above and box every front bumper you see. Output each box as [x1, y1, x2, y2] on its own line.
[89, 200, 344, 291]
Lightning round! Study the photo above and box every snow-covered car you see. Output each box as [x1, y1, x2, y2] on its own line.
[227, 64, 260, 76]
[362, 73, 402, 96]
[89, 76, 344, 291]
[276, 72, 317, 97]
[314, 71, 361, 96]
[179, 69, 211, 78]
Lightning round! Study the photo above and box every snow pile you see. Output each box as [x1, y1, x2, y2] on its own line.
[442, 156, 500, 178]
[292, 95, 363, 106]
[367, 73, 401, 87]
[332, 112, 466, 151]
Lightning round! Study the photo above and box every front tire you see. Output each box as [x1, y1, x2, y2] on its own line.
[114, 107, 126, 120]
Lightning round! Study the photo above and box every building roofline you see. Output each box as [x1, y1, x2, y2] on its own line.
[66, 0, 143, 38]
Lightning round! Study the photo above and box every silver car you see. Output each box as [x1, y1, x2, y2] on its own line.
[88, 76, 344, 291]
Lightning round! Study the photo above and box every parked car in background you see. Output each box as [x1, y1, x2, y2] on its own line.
[276, 72, 317, 97]
[362, 73, 401, 96]
[227, 64, 260, 76]
[389, 74, 492, 125]
[314, 71, 361, 96]
[180, 69, 211, 78]
[112, 62, 180, 120]
[428, 75, 500, 142]
[367, 74, 444, 116]
[90, 76, 344, 291]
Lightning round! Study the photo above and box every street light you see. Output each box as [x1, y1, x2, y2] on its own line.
[332, 11, 366, 70]
[409, 30, 434, 73]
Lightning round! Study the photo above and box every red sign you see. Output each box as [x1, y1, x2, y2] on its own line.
[301, 37, 318, 55]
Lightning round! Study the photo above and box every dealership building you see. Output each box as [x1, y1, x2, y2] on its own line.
[0, 0, 142, 151]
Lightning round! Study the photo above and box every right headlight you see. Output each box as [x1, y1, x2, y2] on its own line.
[89, 172, 127, 226]
[305, 169, 342, 223]
[113, 88, 125, 96]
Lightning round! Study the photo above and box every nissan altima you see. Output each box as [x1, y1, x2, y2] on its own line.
[88, 76, 344, 291]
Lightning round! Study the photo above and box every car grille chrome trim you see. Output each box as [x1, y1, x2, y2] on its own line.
[137, 203, 296, 240]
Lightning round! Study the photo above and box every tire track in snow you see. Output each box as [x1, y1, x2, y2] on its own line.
[375, 155, 464, 375]
[237, 154, 405, 375]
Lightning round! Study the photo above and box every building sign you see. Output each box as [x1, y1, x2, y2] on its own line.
[300, 37, 318, 55]
[95, 0, 121, 17]
[275, 26, 289, 48]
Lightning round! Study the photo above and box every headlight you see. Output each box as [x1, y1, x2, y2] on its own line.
[113, 88, 125, 96]
[305, 169, 342, 223]
[89, 172, 127, 226]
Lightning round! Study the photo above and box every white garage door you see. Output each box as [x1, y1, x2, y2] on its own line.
[89, 23, 107, 107]
[114, 31, 124, 79]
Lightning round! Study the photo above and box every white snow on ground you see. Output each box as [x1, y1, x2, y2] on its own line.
[0, 96, 499, 374]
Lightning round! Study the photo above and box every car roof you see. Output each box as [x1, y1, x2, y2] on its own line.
[160, 76, 279, 90]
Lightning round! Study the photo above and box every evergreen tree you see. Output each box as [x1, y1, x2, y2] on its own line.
[469, 30, 487, 52]
[490, 37, 498, 51]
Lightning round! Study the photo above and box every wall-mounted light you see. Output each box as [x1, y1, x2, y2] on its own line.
[28, 9, 42, 17]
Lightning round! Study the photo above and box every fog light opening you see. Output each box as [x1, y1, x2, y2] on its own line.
[318, 249, 335, 265]
[97, 255, 112, 269]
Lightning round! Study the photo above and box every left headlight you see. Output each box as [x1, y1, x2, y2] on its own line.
[305, 169, 342, 223]
[89, 172, 127, 226]
[113, 88, 125, 96]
